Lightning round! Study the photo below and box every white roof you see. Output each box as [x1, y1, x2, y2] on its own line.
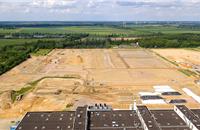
[153, 85, 176, 93]
[141, 99, 166, 104]
[154, 88, 176, 93]
[139, 92, 160, 96]
[153, 85, 172, 89]
[183, 88, 200, 103]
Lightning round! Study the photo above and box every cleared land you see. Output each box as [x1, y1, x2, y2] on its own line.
[152, 49, 200, 77]
[152, 49, 200, 65]
[0, 49, 200, 120]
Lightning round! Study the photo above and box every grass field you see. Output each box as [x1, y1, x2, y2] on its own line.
[0, 28, 21, 34]
[0, 26, 134, 35]
[186, 48, 200, 52]
[0, 39, 38, 47]
[132, 25, 200, 34]
[17, 26, 138, 36]
[0, 38, 63, 47]
[20, 26, 134, 35]
[31, 49, 52, 56]
[1, 25, 200, 36]
[11, 86, 33, 102]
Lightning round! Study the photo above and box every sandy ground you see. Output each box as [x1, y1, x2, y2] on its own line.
[0, 118, 22, 130]
[0, 49, 200, 128]
[152, 49, 200, 65]
[152, 48, 200, 88]
[152, 48, 200, 77]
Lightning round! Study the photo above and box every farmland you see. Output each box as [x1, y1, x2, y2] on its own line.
[0, 39, 39, 47]
[0, 38, 64, 47]
[20, 26, 134, 36]
[1, 25, 200, 36]
[0, 26, 135, 36]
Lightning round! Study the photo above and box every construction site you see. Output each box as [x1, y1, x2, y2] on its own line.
[153, 49, 200, 77]
[0, 49, 200, 129]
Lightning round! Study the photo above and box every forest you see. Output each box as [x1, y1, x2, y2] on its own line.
[138, 33, 200, 48]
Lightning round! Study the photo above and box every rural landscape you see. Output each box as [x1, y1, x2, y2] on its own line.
[0, 21, 200, 129]
[1, 0, 200, 129]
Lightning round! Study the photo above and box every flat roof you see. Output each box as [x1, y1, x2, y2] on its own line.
[16, 111, 75, 130]
[15, 105, 200, 130]
[151, 110, 190, 130]
[161, 127, 190, 130]
[89, 110, 142, 129]
[140, 96, 163, 100]
[74, 106, 88, 130]
[137, 106, 160, 130]
[176, 105, 200, 129]
[90, 128, 142, 130]
[192, 109, 200, 119]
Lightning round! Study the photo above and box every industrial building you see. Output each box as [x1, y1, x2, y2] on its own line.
[15, 104, 200, 130]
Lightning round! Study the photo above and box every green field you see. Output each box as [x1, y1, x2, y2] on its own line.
[1, 26, 135, 36]
[0, 38, 63, 47]
[0, 28, 22, 34]
[60, 26, 135, 35]
[0, 25, 200, 49]
[1, 25, 200, 36]
[186, 48, 200, 52]
[133, 25, 200, 34]
[31, 49, 52, 56]
[0, 39, 38, 47]
[11, 86, 33, 102]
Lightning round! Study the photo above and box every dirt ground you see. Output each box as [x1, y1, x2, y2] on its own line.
[152, 48, 200, 88]
[152, 49, 200, 65]
[0, 49, 200, 123]
[152, 49, 200, 78]
[0, 117, 22, 130]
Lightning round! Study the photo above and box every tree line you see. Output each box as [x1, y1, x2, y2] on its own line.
[137, 34, 200, 48]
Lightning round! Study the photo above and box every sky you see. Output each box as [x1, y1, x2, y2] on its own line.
[0, 0, 200, 21]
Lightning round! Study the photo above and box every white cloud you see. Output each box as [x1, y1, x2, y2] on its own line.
[31, 0, 77, 10]
[116, 0, 200, 8]
[0, 0, 200, 21]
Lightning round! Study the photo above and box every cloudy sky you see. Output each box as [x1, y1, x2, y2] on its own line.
[0, 0, 200, 21]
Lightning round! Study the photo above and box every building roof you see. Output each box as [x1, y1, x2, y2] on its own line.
[16, 105, 198, 130]
[192, 109, 200, 119]
[74, 106, 88, 130]
[89, 110, 142, 129]
[16, 111, 75, 130]
[151, 110, 189, 130]
[136, 106, 160, 130]
[176, 105, 200, 129]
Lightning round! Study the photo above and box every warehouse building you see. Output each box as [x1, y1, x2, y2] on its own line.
[15, 104, 200, 130]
